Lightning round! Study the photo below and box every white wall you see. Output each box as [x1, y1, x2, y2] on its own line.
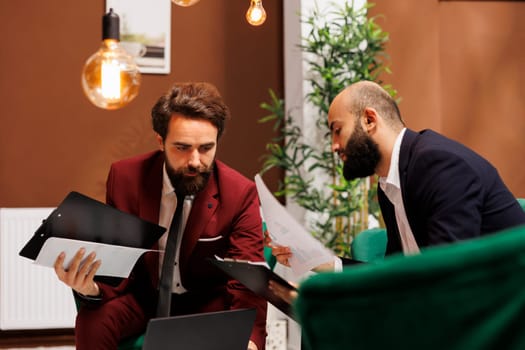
[276, 2, 367, 348]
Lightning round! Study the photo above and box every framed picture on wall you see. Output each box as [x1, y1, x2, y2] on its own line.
[106, 0, 171, 74]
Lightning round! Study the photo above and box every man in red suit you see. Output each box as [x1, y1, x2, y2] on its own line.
[54, 82, 267, 350]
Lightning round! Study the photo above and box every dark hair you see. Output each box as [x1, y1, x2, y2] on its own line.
[151, 82, 230, 140]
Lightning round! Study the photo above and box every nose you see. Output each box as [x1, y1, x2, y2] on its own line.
[188, 149, 201, 168]
[331, 139, 341, 154]
[332, 139, 347, 161]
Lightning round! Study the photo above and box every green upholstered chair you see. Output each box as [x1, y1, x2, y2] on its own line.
[264, 246, 277, 270]
[350, 227, 387, 263]
[117, 335, 144, 350]
[517, 198, 525, 212]
[294, 224, 525, 350]
[263, 222, 277, 270]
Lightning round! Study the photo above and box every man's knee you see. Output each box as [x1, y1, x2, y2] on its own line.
[76, 303, 121, 349]
[75, 297, 146, 350]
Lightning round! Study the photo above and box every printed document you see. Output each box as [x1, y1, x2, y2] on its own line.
[255, 174, 334, 275]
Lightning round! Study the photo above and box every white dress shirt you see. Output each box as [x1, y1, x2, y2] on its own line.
[378, 128, 420, 255]
[158, 164, 194, 293]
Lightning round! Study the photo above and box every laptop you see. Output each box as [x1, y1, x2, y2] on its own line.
[142, 308, 256, 350]
[19, 191, 166, 260]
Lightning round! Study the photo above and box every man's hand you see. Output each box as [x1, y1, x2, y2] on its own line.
[264, 230, 293, 267]
[312, 260, 336, 272]
[265, 230, 336, 272]
[269, 280, 299, 305]
[54, 247, 101, 296]
[271, 245, 293, 267]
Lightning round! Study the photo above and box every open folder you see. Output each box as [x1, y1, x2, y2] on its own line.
[209, 258, 298, 320]
[19, 191, 166, 277]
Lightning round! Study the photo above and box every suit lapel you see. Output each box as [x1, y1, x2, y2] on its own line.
[139, 152, 164, 224]
[398, 129, 422, 246]
[137, 151, 164, 285]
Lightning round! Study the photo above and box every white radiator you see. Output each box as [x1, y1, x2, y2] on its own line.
[0, 208, 77, 330]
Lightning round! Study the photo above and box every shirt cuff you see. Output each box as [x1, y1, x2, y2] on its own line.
[74, 290, 103, 303]
[333, 256, 343, 272]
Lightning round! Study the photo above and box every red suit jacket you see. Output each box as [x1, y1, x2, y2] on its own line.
[97, 151, 267, 349]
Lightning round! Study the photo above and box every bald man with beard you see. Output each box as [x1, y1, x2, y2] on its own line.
[270, 81, 525, 270]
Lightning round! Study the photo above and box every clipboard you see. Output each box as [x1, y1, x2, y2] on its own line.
[19, 191, 166, 261]
[209, 258, 298, 320]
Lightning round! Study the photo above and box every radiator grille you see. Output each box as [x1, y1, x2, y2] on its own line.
[0, 208, 76, 330]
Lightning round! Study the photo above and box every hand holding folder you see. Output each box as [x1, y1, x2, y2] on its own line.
[19, 191, 166, 278]
[209, 257, 298, 320]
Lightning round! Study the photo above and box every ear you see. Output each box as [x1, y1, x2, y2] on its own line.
[155, 133, 165, 151]
[362, 107, 378, 133]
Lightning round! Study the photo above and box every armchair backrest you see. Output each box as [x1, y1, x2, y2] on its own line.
[294, 224, 525, 350]
[517, 198, 525, 212]
[350, 227, 387, 262]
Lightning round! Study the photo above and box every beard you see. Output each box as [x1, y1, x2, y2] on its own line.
[165, 159, 214, 196]
[342, 125, 381, 181]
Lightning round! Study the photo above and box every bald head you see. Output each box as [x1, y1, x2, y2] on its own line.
[332, 81, 404, 129]
[328, 81, 405, 178]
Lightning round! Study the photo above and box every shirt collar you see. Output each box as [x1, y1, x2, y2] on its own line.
[379, 128, 406, 189]
[162, 163, 174, 195]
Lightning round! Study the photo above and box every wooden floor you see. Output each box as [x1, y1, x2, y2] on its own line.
[0, 329, 74, 349]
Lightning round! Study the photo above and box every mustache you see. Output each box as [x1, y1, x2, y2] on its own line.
[181, 165, 208, 175]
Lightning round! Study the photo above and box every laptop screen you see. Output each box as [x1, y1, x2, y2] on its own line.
[142, 308, 256, 350]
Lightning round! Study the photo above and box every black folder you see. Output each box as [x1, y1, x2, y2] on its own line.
[19, 191, 166, 260]
[209, 259, 298, 320]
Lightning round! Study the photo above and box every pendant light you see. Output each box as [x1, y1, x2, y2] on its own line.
[172, 0, 201, 6]
[81, 8, 141, 110]
[246, 0, 267, 26]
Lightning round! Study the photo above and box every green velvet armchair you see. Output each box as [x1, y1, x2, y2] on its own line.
[294, 223, 525, 350]
[350, 227, 387, 263]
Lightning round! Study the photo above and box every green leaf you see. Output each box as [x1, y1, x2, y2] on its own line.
[257, 1, 391, 257]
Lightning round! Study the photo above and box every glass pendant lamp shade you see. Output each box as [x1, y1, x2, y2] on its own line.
[172, 0, 201, 7]
[246, 0, 266, 26]
[81, 9, 141, 110]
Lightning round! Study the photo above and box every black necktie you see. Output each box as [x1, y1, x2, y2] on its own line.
[156, 193, 186, 317]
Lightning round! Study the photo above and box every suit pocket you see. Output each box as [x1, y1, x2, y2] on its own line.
[198, 235, 223, 242]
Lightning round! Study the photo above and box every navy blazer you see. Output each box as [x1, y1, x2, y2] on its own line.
[378, 129, 525, 255]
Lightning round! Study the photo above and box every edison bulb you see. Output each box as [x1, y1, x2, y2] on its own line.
[246, 0, 266, 26]
[172, 0, 201, 7]
[81, 39, 141, 110]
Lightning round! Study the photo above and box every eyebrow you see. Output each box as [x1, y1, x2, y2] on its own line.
[199, 142, 216, 148]
[172, 141, 216, 148]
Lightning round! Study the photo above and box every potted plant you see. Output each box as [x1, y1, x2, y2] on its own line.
[259, 1, 396, 257]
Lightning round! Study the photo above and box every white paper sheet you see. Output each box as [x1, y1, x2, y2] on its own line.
[255, 174, 334, 275]
[35, 237, 155, 278]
